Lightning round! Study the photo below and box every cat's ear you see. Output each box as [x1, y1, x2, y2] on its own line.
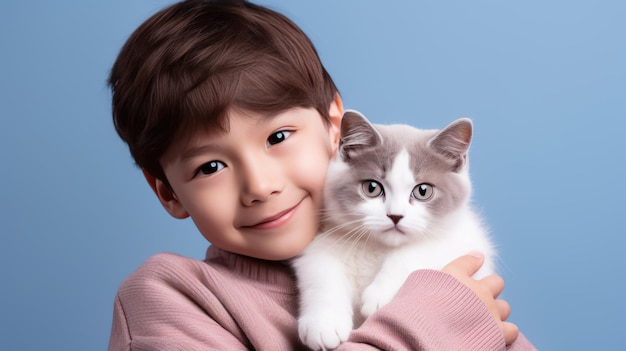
[339, 110, 383, 160]
[428, 118, 473, 172]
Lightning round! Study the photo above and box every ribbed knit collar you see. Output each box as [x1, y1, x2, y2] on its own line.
[204, 245, 296, 292]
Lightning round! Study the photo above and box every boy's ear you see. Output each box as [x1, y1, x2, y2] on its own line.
[328, 93, 344, 151]
[142, 169, 189, 219]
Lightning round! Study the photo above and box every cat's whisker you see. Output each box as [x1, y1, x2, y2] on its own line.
[340, 226, 372, 261]
[308, 219, 367, 252]
[320, 219, 363, 237]
[321, 220, 370, 252]
[336, 225, 370, 251]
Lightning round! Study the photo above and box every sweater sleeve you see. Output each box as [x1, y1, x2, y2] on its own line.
[337, 270, 537, 351]
[107, 253, 251, 351]
[108, 293, 131, 351]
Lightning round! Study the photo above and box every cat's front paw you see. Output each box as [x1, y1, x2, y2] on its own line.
[298, 309, 353, 350]
[360, 282, 396, 318]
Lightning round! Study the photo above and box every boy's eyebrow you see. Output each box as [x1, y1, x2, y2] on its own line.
[179, 144, 219, 163]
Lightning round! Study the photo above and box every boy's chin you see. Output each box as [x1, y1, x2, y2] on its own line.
[256, 241, 314, 261]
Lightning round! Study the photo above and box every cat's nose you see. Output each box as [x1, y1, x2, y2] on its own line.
[387, 214, 403, 224]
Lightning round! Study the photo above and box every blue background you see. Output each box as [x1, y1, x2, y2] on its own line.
[1, 1, 624, 350]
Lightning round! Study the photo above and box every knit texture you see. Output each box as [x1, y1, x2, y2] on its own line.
[108, 246, 536, 351]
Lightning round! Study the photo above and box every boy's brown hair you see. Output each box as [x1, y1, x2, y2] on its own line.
[109, 0, 338, 184]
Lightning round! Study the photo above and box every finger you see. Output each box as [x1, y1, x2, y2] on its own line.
[480, 274, 505, 298]
[496, 299, 511, 321]
[501, 321, 520, 346]
[442, 251, 485, 277]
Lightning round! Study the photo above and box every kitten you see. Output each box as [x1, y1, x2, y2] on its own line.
[293, 110, 496, 351]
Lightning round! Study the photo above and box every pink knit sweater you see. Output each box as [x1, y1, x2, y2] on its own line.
[108, 246, 536, 350]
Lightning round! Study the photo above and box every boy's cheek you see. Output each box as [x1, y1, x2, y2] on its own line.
[293, 155, 330, 199]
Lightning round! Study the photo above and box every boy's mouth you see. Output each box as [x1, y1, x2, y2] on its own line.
[243, 200, 302, 230]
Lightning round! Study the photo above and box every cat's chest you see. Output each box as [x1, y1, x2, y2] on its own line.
[341, 243, 389, 289]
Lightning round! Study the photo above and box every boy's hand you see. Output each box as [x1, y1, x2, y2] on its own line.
[442, 253, 520, 345]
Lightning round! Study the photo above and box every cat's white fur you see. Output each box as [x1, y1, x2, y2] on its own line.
[293, 110, 495, 351]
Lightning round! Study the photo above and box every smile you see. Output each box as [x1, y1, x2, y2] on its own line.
[245, 200, 302, 230]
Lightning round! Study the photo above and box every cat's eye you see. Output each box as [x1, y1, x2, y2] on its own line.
[361, 180, 384, 198]
[196, 160, 226, 176]
[266, 130, 293, 147]
[412, 183, 434, 201]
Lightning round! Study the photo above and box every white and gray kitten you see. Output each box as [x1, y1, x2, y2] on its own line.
[293, 110, 496, 351]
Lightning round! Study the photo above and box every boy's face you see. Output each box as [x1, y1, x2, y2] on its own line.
[148, 100, 342, 260]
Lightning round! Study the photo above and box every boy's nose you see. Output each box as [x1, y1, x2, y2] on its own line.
[240, 158, 284, 206]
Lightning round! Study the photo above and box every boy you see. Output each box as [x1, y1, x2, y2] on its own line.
[108, 0, 535, 350]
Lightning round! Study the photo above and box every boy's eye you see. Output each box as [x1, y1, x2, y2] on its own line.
[196, 161, 226, 176]
[266, 130, 292, 147]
